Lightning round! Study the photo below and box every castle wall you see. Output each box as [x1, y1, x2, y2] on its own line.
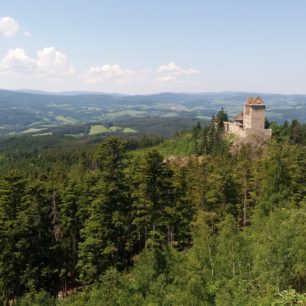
[224, 122, 246, 137]
[243, 104, 266, 130]
[250, 105, 265, 130]
[224, 122, 272, 139]
[243, 105, 251, 129]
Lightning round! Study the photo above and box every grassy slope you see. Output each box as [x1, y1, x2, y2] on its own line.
[156, 133, 195, 156]
[89, 125, 110, 135]
[129, 132, 195, 159]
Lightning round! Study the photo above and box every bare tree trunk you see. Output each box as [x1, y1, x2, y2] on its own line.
[232, 245, 236, 277]
[207, 237, 214, 278]
[51, 190, 60, 241]
[64, 278, 67, 297]
[243, 174, 248, 227]
[167, 226, 174, 247]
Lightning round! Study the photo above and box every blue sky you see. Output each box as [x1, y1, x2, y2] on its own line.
[0, 0, 305, 93]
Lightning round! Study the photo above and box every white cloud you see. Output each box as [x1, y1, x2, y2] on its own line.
[23, 31, 31, 37]
[156, 62, 199, 84]
[156, 75, 177, 83]
[0, 16, 20, 37]
[85, 62, 199, 86]
[158, 62, 199, 75]
[0, 47, 75, 78]
[85, 64, 150, 84]
[88, 64, 133, 79]
[0, 48, 36, 73]
[0, 50, 200, 92]
[37, 47, 75, 77]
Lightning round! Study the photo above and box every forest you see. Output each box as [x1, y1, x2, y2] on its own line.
[0, 112, 305, 305]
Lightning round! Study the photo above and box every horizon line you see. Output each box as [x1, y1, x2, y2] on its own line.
[1, 88, 306, 97]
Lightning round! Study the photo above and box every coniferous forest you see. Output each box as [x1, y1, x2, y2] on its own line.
[0, 113, 305, 305]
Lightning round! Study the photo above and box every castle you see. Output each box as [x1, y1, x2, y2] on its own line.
[223, 96, 272, 138]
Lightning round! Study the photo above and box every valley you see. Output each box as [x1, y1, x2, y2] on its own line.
[0, 90, 305, 138]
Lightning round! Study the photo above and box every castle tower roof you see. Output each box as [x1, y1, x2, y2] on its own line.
[246, 96, 264, 105]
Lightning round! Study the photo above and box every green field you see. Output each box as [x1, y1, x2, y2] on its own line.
[104, 110, 147, 120]
[55, 116, 77, 125]
[21, 128, 47, 134]
[122, 127, 137, 133]
[33, 132, 52, 137]
[89, 125, 136, 135]
[89, 125, 110, 135]
[109, 126, 122, 132]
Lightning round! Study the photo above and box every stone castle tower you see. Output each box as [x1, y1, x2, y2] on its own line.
[224, 96, 272, 138]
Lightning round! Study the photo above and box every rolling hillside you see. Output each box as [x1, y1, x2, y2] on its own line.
[0, 90, 305, 137]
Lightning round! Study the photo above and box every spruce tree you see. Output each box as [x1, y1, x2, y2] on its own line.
[78, 138, 132, 283]
[0, 172, 26, 304]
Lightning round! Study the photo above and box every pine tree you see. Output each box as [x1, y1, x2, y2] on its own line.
[0, 174, 60, 303]
[205, 158, 240, 218]
[235, 145, 256, 227]
[0, 171, 26, 304]
[170, 167, 195, 249]
[255, 143, 291, 216]
[18, 180, 61, 295]
[59, 179, 84, 294]
[215, 215, 247, 280]
[133, 150, 175, 248]
[191, 122, 202, 154]
[216, 108, 228, 130]
[289, 120, 303, 145]
[78, 138, 132, 283]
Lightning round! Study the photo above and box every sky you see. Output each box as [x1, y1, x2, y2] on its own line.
[0, 0, 306, 94]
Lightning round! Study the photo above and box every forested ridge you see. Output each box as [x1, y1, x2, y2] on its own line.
[0, 113, 305, 305]
[1, 90, 306, 137]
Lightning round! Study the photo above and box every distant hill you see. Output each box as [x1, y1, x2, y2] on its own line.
[0, 90, 305, 137]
